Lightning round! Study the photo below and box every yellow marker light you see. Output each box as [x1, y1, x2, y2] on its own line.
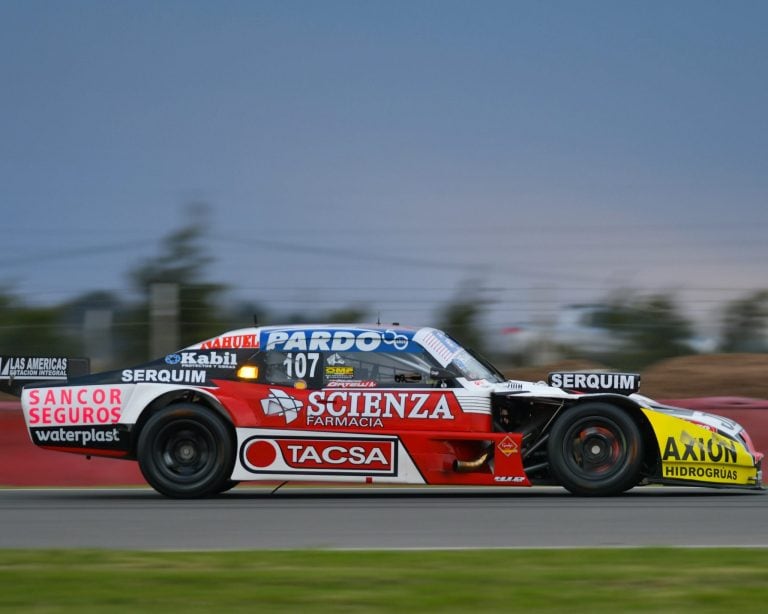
[236, 365, 259, 380]
[294, 380, 307, 390]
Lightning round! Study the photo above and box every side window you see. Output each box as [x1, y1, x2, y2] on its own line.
[259, 351, 323, 389]
[322, 351, 446, 388]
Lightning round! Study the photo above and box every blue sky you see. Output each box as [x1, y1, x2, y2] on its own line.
[1, 1, 766, 335]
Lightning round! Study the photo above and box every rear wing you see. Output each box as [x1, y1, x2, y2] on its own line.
[0, 356, 91, 397]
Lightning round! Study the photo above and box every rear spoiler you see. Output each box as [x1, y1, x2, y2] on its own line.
[0, 356, 91, 397]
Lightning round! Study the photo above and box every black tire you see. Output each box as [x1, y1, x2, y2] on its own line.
[547, 402, 643, 496]
[137, 404, 235, 499]
[217, 480, 240, 494]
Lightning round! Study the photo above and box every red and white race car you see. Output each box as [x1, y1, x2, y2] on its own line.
[1, 324, 762, 497]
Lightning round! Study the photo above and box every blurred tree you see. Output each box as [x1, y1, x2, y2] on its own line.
[719, 290, 768, 352]
[437, 281, 490, 355]
[59, 290, 124, 370]
[278, 306, 370, 326]
[591, 291, 695, 370]
[123, 203, 228, 361]
[60, 290, 123, 319]
[0, 289, 79, 356]
[325, 306, 369, 324]
[222, 300, 272, 329]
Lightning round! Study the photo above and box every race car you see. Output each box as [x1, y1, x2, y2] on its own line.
[0, 324, 762, 498]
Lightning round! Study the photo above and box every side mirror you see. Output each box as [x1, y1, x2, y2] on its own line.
[429, 367, 455, 380]
[395, 371, 423, 383]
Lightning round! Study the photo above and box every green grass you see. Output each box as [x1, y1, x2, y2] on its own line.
[1, 548, 768, 612]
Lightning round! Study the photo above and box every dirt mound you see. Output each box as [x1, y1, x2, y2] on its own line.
[641, 354, 768, 399]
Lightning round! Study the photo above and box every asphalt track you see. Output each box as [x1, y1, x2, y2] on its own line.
[0, 486, 765, 550]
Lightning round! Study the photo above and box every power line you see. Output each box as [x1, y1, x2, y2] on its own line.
[0, 240, 157, 267]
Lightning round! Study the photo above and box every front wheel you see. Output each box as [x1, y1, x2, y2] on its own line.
[547, 403, 644, 496]
[137, 404, 235, 498]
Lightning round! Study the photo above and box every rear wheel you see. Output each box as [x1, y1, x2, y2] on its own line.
[547, 403, 643, 496]
[137, 404, 235, 498]
[217, 480, 240, 494]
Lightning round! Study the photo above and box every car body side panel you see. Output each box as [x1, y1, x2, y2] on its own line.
[220, 378, 530, 486]
[208, 380, 493, 432]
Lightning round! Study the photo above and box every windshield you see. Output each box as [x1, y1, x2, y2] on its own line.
[414, 327, 507, 383]
[448, 348, 506, 383]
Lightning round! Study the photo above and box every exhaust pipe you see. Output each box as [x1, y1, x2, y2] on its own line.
[453, 448, 491, 473]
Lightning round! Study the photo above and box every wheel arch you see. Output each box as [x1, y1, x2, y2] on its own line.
[569, 394, 661, 477]
[130, 389, 236, 457]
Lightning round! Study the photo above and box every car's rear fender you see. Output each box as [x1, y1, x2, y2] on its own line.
[128, 387, 236, 457]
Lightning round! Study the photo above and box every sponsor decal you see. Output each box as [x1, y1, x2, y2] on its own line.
[657, 406, 740, 434]
[306, 390, 456, 428]
[688, 421, 717, 433]
[164, 351, 236, 369]
[325, 366, 354, 378]
[642, 408, 756, 485]
[30, 425, 127, 449]
[662, 432, 738, 464]
[241, 436, 397, 475]
[27, 387, 123, 425]
[258, 389, 458, 428]
[282, 353, 319, 379]
[414, 328, 461, 367]
[326, 380, 378, 388]
[284, 440, 392, 470]
[493, 476, 526, 483]
[201, 334, 259, 350]
[663, 465, 740, 481]
[0, 357, 68, 380]
[261, 389, 303, 424]
[548, 372, 640, 393]
[121, 369, 207, 384]
[262, 328, 412, 352]
[497, 435, 519, 457]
